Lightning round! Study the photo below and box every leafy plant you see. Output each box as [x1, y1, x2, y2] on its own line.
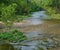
[0, 29, 27, 43]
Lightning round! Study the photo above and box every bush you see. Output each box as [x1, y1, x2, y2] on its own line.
[0, 30, 27, 43]
[0, 0, 42, 26]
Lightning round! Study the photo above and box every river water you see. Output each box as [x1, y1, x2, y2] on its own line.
[0, 11, 60, 50]
[12, 11, 60, 50]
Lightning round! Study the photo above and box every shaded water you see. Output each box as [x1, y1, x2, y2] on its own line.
[0, 11, 60, 50]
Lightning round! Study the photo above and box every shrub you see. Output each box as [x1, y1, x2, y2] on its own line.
[0, 29, 27, 43]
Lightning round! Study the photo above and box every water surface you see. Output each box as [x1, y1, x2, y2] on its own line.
[0, 11, 60, 50]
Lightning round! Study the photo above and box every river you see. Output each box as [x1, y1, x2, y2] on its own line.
[0, 11, 60, 50]
[12, 11, 60, 50]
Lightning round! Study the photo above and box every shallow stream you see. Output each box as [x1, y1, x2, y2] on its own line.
[13, 11, 60, 50]
[0, 11, 60, 50]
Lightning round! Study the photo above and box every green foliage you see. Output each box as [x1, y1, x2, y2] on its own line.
[0, 0, 42, 25]
[1, 3, 17, 22]
[0, 3, 17, 27]
[0, 0, 60, 22]
[46, 0, 60, 19]
[32, 0, 60, 19]
[0, 30, 27, 42]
